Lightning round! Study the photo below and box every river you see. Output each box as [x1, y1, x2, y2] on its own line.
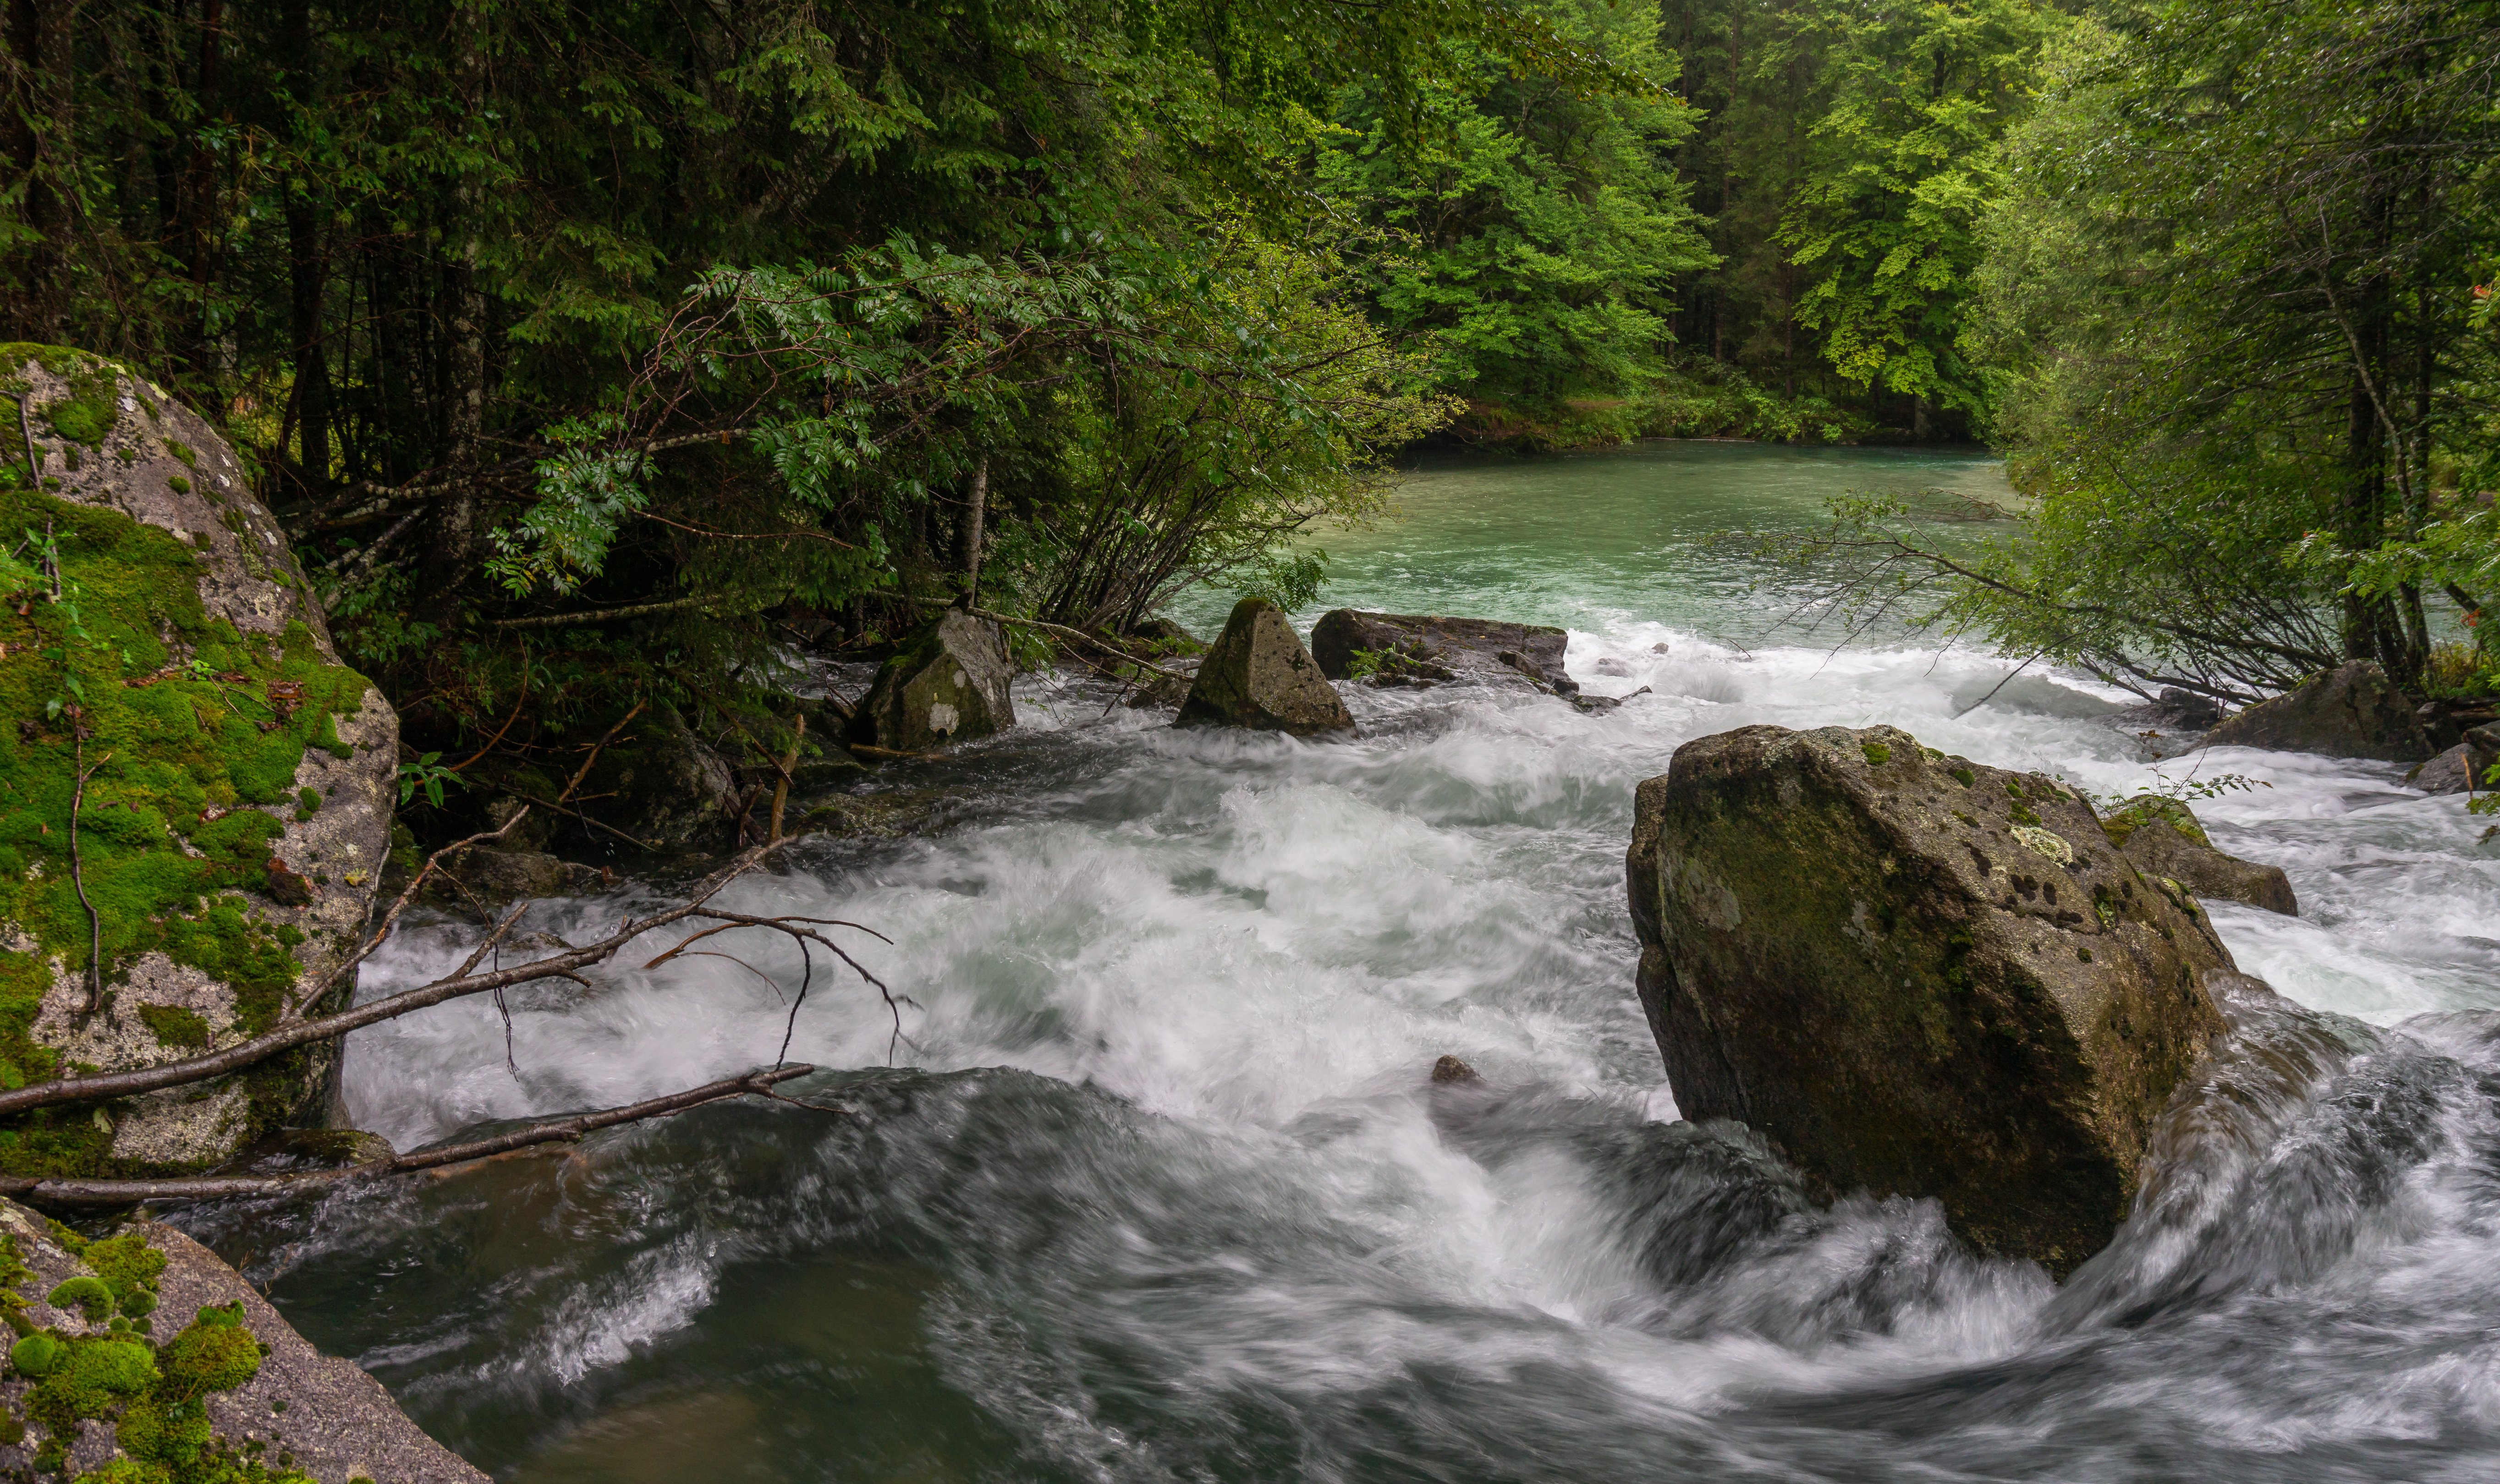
[176, 442, 2500, 1482]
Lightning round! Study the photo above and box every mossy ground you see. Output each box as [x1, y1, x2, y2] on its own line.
[0, 372, 372, 1177]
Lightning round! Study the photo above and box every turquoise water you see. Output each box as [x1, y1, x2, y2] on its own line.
[177, 444, 2500, 1484]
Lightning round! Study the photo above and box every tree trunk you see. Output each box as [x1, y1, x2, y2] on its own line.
[429, 9, 488, 597]
[2, 0, 73, 341]
[957, 457, 988, 606]
[284, 0, 329, 496]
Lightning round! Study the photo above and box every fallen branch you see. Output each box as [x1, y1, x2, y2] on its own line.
[68, 740, 106, 1013]
[0, 1065, 824, 1207]
[0, 836, 788, 1118]
[901, 596, 1196, 684]
[489, 595, 742, 630]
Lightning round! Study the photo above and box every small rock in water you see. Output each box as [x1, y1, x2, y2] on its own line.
[849, 608, 1017, 753]
[2204, 660, 2434, 761]
[1652, 641, 1671, 654]
[1175, 598, 1355, 737]
[2100, 794, 2298, 916]
[1430, 1054, 1481, 1084]
[1592, 657, 1636, 677]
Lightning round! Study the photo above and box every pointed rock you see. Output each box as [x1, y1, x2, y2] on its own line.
[1175, 598, 1354, 737]
[2204, 660, 2433, 761]
[848, 608, 1016, 753]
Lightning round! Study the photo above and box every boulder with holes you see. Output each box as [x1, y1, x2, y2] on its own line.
[0, 346, 399, 1175]
[1626, 724, 2232, 1276]
[846, 608, 1017, 755]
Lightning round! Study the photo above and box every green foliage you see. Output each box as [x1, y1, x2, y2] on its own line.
[1320, 0, 1711, 425]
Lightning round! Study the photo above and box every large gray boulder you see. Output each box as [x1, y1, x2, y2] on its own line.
[1175, 599, 1354, 736]
[0, 347, 398, 1174]
[2407, 723, 2499, 795]
[1310, 609, 1580, 698]
[1627, 724, 2231, 1276]
[0, 1199, 485, 1481]
[2203, 660, 2434, 761]
[846, 608, 1016, 754]
[2099, 794, 2298, 916]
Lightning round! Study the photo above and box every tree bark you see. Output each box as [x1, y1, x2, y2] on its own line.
[957, 457, 989, 605]
[2, 0, 73, 341]
[284, 0, 330, 495]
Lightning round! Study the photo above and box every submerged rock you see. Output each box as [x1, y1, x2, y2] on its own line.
[847, 608, 1016, 754]
[2099, 795, 2299, 916]
[1310, 609, 1582, 698]
[1626, 724, 2231, 1276]
[1175, 599, 1354, 737]
[0, 1199, 487, 1481]
[0, 347, 398, 1174]
[2203, 660, 2434, 761]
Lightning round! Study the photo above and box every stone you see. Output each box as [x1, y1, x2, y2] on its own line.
[0, 1199, 487, 1482]
[2409, 723, 2500, 795]
[429, 843, 607, 905]
[1175, 599, 1355, 736]
[2203, 660, 2434, 761]
[2099, 794, 2298, 916]
[846, 608, 1016, 754]
[575, 703, 741, 849]
[1430, 1054, 1481, 1084]
[1626, 723, 2231, 1276]
[1310, 609, 1581, 697]
[0, 347, 399, 1173]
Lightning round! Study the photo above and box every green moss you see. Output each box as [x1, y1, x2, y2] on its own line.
[2101, 794, 2213, 851]
[168, 476, 192, 495]
[163, 440, 196, 468]
[47, 1276, 115, 1322]
[0, 446, 373, 1175]
[137, 1004, 213, 1049]
[162, 1314, 258, 1396]
[1861, 742, 1891, 766]
[12, 1331, 64, 1376]
[1949, 767, 1975, 788]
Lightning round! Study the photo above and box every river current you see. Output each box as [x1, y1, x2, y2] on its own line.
[178, 443, 2500, 1482]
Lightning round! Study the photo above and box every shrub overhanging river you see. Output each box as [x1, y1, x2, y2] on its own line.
[176, 444, 2500, 1482]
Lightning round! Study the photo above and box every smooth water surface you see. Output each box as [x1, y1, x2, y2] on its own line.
[178, 442, 2500, 1483]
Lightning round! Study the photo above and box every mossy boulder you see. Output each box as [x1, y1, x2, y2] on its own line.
[846, 609, 1016, 754]
[2099, 795, 2298, 916]
[2204, 660, 2433, 761]
[1310, 608, 1580, 698]
[0, 1200, 486, 1481]
[1626, 724, 2231, 1276]
[1175, 599, 1354, 737]
[0, 347, 398, 1175]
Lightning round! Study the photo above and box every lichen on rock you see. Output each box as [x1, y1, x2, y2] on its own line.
[0, 347, 399, 1176]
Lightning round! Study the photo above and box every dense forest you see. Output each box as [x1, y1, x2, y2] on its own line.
[3, 0, 2496, 833]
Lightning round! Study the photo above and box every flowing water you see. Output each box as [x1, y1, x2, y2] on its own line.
[177, 442, 2500, 1482]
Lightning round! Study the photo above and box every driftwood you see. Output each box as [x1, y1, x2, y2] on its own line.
[0, 1066, 826, 1207]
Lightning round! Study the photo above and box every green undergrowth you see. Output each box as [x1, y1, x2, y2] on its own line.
[1, 1225, 312, 1484]
[0, 376, 372, 1173]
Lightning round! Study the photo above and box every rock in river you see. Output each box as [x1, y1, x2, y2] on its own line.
[1626, 724, 2231, 1276]
[0, 347, 398, 1174]
[2099, 794, 2299, 916]
[0, 1198, 486, 1481]
[1176, 598, 1354, 737]
[847, 608, 1017, 754]
[2203, 660, 2434, 761]
[1310, 609, 1581, 697]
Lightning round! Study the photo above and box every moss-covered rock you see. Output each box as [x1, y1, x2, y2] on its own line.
[1175, 598, 1354, 737]
[0, 347, 398, 1175]
[846, 609, 1016, 755]
[0, 1200, 486, 1482]
[2204, 659, 2434, 761]
[1626, 723, 2231, 1276]
[2099, 794, 2298, 916]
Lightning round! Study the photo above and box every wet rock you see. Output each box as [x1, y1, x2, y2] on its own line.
[428, 843, 607, 905]
[2099, 794, 2298, 916]
[0, 348, 399, 1172]
[2203, 661, 2434, 761]
[2417, 698, 2498, 751]
[2409, 723, 2500, 795]
[1626, 723, 2231, 1276]
[1430, 1055, 1482, 1084]
[847, 608, 1016, 754]
[1310, 609, 1580, 697]
[577, 703, 741, 849]
[0, 1199, 488, 1482]
[1175, 599, 1355, 737]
